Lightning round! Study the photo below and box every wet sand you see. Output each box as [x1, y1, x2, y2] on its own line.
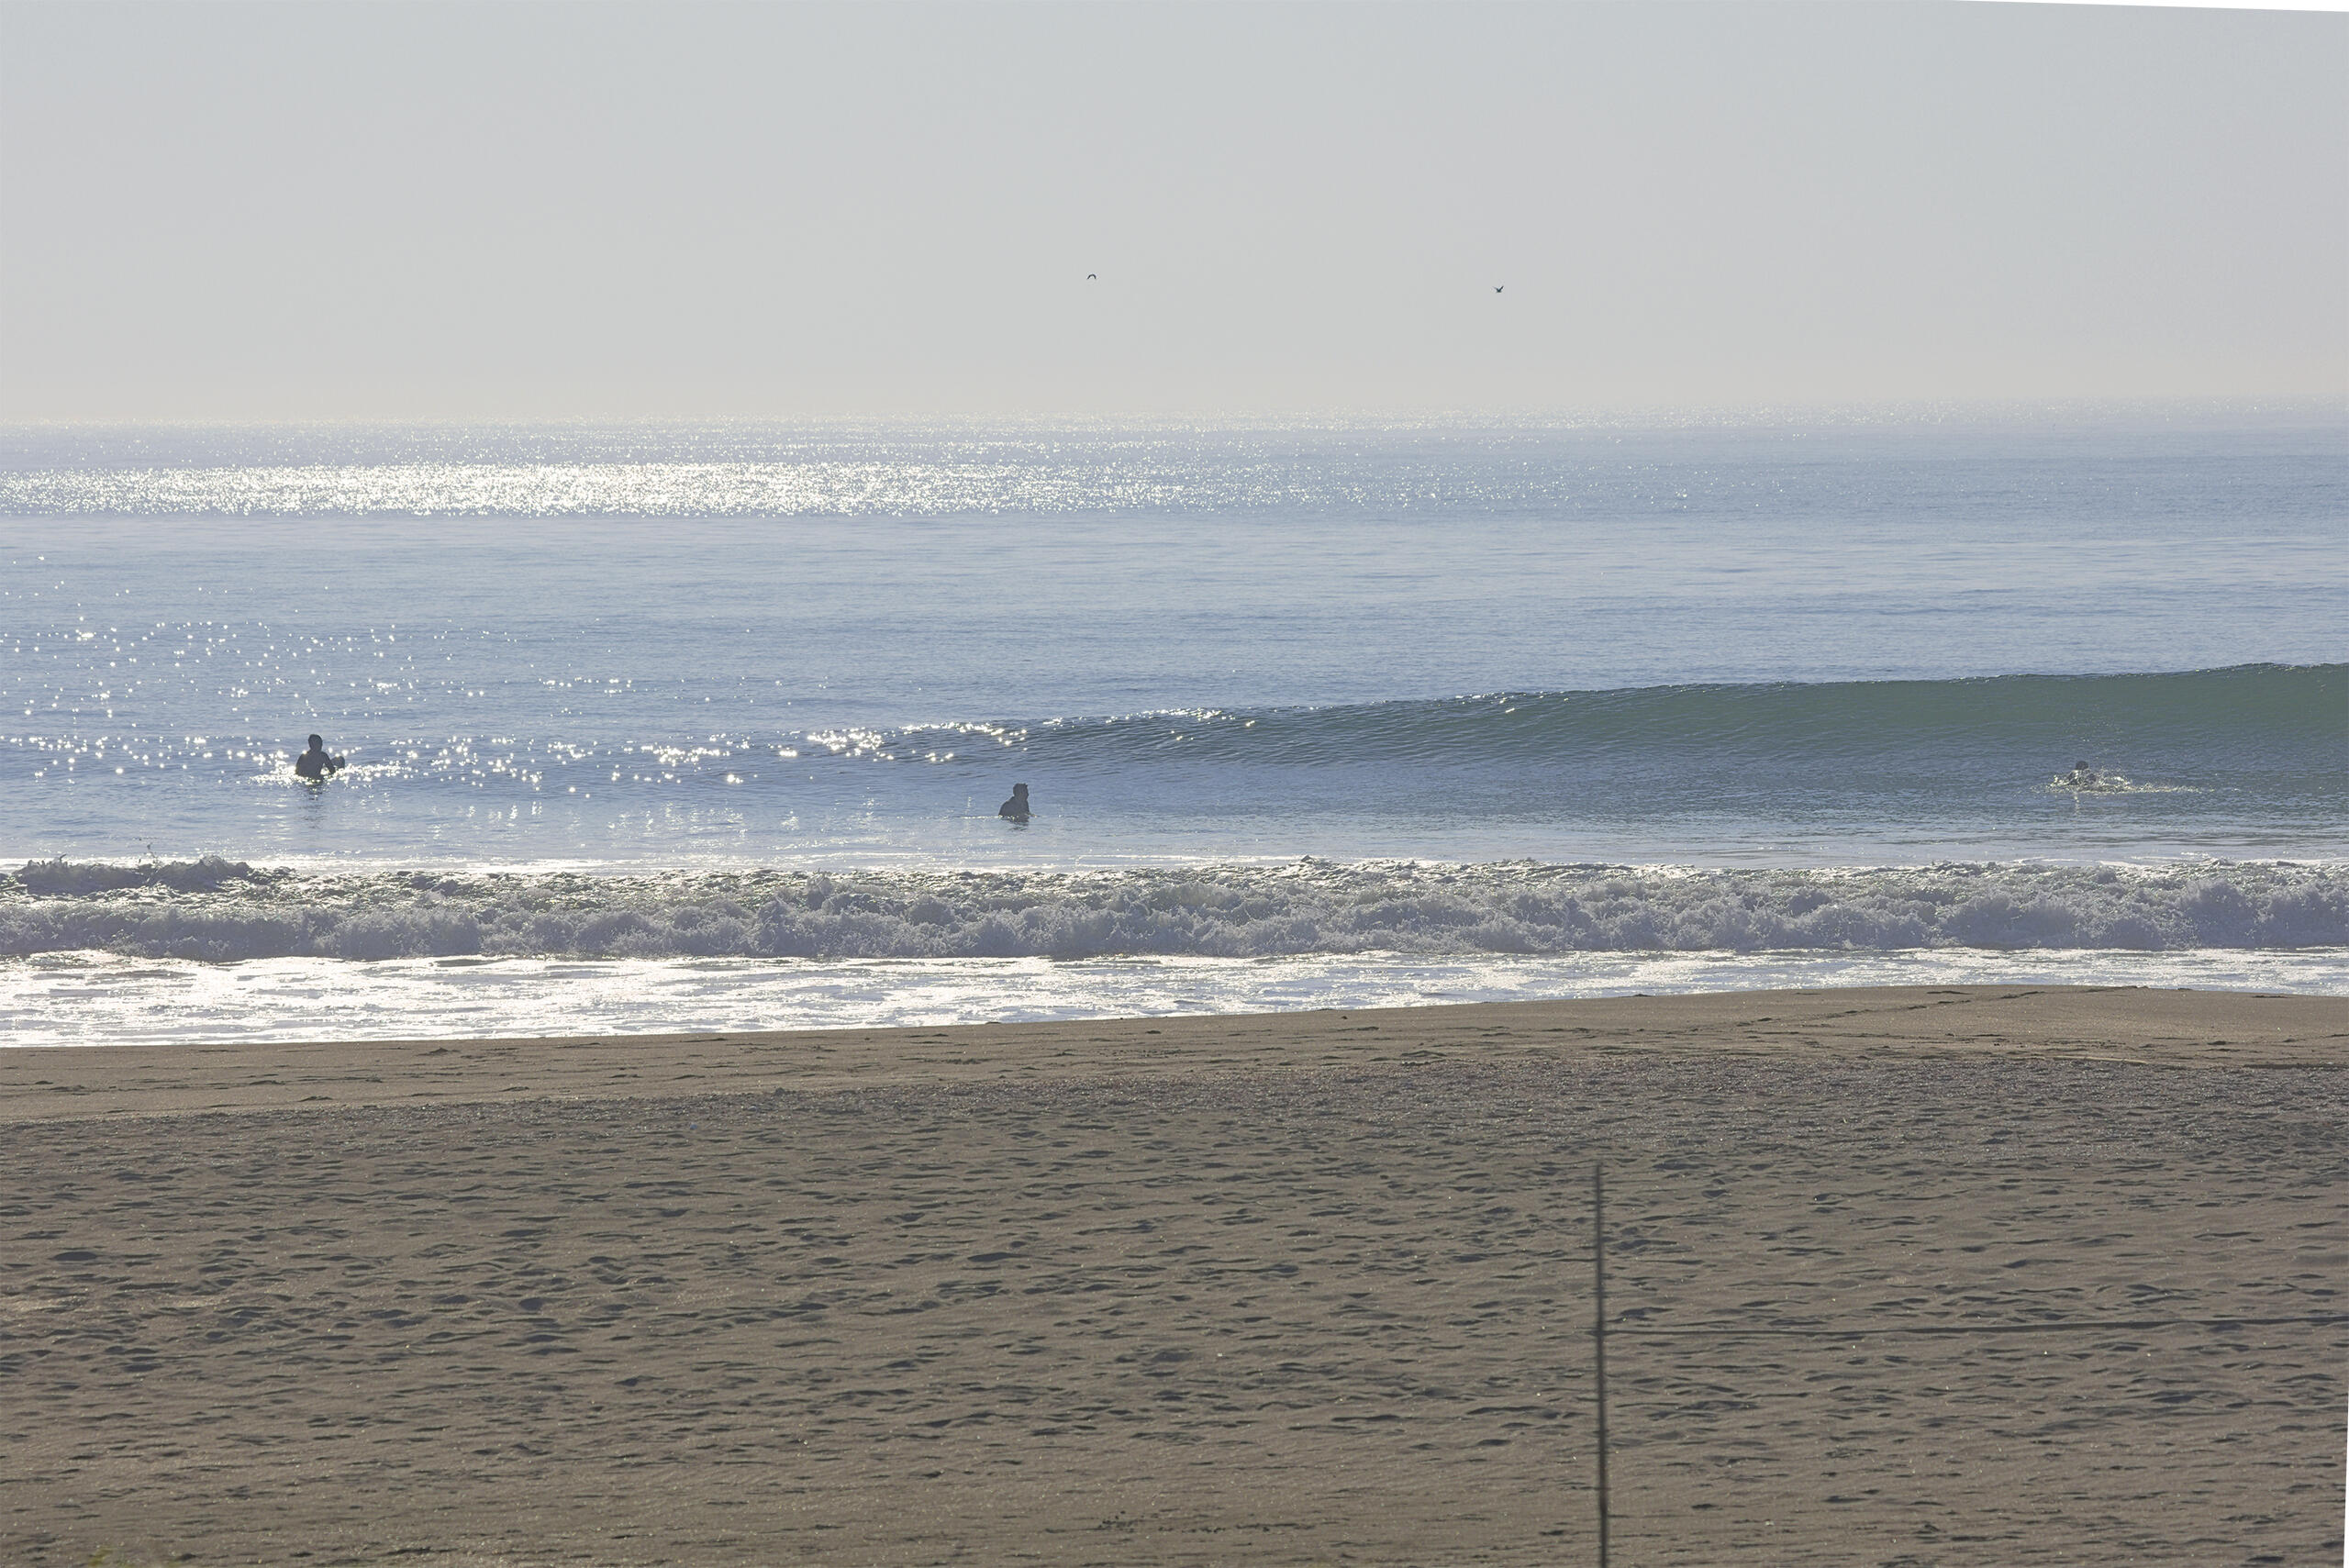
[2, 985, 2343, 1565]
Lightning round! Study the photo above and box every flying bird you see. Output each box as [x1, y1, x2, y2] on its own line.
[1087, 272, 1098, 281]
[1494, 285, 1505, 294]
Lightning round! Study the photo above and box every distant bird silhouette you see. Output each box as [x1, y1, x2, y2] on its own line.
[1494, 284, 1505, 293]
[1087, 272, 1098, 281]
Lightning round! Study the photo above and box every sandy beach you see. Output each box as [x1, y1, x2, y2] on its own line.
[3, 984, 2343, 1566]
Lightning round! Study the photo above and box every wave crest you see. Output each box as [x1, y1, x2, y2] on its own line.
[17, 855, 268, 895]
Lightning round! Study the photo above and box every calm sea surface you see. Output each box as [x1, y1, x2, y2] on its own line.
[5, 411, 2343, 1041]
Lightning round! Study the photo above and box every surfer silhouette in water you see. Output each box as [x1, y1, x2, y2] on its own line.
[295, 734, 346, 781]
[998, 783, 1030, 824]
[2062, 760, 2099, 788]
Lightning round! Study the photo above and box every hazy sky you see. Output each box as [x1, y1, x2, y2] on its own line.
[4, 2, 2343, 419]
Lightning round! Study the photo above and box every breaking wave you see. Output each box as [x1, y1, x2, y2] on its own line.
[920, 663, 2343, 774]
[6, 857, 2341, 963]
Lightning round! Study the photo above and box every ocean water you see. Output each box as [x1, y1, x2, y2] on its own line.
[4, 410, 2343, 1044]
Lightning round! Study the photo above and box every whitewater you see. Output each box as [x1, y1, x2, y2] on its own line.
[5, 410, 2343, 1042]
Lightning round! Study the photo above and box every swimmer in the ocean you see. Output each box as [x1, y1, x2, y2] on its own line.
[295, 733, 346, 781]
[998, 783, 1030, 823]
[2062, 760, 2099, 788]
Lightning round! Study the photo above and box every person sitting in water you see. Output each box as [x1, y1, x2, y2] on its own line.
[294, 733, 346, 780]
[998, 783, 1030, 822]
[2060, 760, 2102, 788]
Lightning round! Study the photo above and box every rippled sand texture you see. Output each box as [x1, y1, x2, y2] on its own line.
[2, 987, 2343, 1566]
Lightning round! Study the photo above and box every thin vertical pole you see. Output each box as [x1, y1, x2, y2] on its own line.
[1594, 1159, 1610, 1568]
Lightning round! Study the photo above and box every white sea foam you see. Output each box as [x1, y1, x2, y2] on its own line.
[5, 945, 2341, 1049]
[6, 857, 2341, 964]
